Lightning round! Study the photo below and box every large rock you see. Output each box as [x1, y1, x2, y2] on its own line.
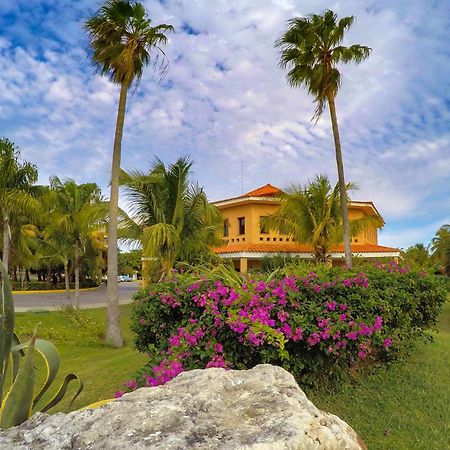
[0, 364, 365, 449]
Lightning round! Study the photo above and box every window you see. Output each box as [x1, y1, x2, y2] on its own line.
[223, 219, 229, 237]
[238, 217, 245, 235]
[260, 216, 269, 234]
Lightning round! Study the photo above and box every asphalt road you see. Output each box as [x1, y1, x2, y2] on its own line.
[14, 282, 141, 312]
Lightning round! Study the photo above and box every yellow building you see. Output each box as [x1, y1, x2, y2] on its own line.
[212, 184, 399, 271]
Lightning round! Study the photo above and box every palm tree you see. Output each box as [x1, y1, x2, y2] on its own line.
[85, 0, 174, 347]
[264, 175, 380, 264]
[276, 10, 371, 267]
[0, 138, 38, 272]
[48, 177, 106, 308]
[431, 225, 450, 275]
[119, 157, 222, 279]
[401, 243, 432, 271]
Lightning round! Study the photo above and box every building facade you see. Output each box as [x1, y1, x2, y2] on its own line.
[212, 184, 399, 271]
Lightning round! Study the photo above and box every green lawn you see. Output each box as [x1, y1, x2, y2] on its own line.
[14, 300, 450, 449]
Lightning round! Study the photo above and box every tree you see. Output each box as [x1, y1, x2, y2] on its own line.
[264, 175, 380, 264]
[401, 243, 433, 271]
[48, 177, 106, 308]
[276, 10, 371, 267]
[119, 157, 222, 278]
[0, 138, 38, 272]
[431, 225, 450, 275]
[85, 0, 174, 347]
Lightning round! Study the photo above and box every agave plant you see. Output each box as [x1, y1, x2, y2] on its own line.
[0, 259, 83, 429]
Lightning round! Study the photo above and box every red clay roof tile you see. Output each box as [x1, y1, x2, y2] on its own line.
[213, 242, 399, 254]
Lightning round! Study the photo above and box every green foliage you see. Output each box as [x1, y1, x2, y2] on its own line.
[119, 157, 222, 278]
[130, 263, 447, 389]
[261, 254, 305, 273]
[431, 224, 450, 275]
[84, 0, 174, 87]
[401, 243, 434, 272]
[276, 10, 371, 118]
[118, 250, 142, 276]
[0, 260, 83, 429]
[263, 175, 380, 263]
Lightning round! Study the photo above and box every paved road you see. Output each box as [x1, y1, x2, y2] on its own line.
[14, 282, 141, 312]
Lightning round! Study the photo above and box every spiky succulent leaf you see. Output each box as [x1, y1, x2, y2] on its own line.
[0, 259, 15, 407]
[0, 333, 36, 429]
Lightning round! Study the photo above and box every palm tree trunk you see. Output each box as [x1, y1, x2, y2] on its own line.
[74, 241, 80, 309]
[105, 82, 128, 347]
[2, 214, 10, 272]
[327, 96, 352, 267]
[64, 261, 70, 300]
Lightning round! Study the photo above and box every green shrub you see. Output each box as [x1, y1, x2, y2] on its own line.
[120, 262, 447, 397]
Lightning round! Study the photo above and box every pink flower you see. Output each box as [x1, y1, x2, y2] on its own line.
[214, 343, 223, 353]
[383, 338, 392, 348]
[139, 318, 146, 325]
[358, 350, 366, 359]
[114, 390, 125, 398]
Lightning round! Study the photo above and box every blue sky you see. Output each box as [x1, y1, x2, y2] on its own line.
[0, 0, 449, 249]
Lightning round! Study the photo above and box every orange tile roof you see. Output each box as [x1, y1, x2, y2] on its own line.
[213, 242, 399, 254]
[241, 183, 282, 198]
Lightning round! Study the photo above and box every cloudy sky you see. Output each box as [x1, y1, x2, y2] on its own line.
[0, 0, 449, 249]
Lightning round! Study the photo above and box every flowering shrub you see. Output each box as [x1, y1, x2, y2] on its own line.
[119, 263, 447, 396]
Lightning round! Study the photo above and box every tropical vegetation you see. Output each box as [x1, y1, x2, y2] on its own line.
[84, 0, 174, 347]
[263, 175, 381, 263]
[119, 157, 222, 280]
[127, 261, 446, 394]
[0, 260, 82, 429]
[276, 10, 371, 267]
[431, 224, 450, 275]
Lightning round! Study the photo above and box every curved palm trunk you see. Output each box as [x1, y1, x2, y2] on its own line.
[2, 214, 10, 272]
[74, 241, 80, 309]
[327, 97, 352, 267]
[64, 261, 70, 300]
[106, 82, 128, 347]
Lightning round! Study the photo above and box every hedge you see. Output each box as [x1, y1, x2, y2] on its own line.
[118, 262, 447, 396]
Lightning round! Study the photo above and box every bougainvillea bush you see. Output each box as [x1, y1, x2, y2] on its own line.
[117, 262, 447, 397]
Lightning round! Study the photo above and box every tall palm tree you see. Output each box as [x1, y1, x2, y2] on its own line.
[431, 224, 450, 275]
[85, 0, 174, 347]
[264, 175, 380, 264]
[0, 138, 38, 272]
[119, 157, 222, 278]
[48, 177, 106, 308]
[276, 10, 371, 267]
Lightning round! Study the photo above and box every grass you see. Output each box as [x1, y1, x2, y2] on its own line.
[14, 304, 147, 413]
[14, 300, 450, 449]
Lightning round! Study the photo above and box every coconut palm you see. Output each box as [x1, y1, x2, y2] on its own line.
[84, 0, 174, 347]
[264, 175, 380, 264]
[48, 177, 106, 308]
[0, 138, 39, 272]
[119, 157, 222, 279]
[431, 225, 450, 275]
[276, 10, 371, 267]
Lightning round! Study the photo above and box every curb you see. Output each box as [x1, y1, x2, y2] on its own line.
[12, 286, 100, 295]
[15, 299, 133, 313]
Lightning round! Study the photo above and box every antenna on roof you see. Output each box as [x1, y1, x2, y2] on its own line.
[241, 160, 244, 194]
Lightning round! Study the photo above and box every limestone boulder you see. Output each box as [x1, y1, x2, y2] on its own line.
[0, 364, 365, 449]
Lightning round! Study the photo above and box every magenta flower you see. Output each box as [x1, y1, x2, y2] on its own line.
[383, 338, 392, 348]
[114, 390, 125, 398]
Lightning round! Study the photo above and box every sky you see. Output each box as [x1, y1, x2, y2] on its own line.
[0, 0, 449, 250]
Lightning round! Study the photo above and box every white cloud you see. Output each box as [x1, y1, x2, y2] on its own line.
[0, 0, 448, 248]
